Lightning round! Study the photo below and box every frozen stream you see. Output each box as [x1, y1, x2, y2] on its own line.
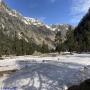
[0, 53, 90, 90]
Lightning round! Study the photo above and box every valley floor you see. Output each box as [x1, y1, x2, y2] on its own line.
[0, 53, 90, 90]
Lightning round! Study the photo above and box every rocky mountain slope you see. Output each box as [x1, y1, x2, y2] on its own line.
[0, 1, 72, 55]
[51, 24, 73, 40]
[0, 1, 55, 47]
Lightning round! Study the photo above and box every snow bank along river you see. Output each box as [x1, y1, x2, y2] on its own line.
[0, 53, 90, 90]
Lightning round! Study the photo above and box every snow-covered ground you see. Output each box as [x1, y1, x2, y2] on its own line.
[0, 53, 90, 90]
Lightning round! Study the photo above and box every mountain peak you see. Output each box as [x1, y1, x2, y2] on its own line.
[0, 0, 7, 11]
[0, 1, 23, 18]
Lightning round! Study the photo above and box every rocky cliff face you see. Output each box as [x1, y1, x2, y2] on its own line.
[51, 24, 73, 41]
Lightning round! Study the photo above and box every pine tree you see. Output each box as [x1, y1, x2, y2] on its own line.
[65, 27, 75, 53]
[41, 41, 49, 53]
[74, 9, 90, 52]
[55, 31, 62, 53]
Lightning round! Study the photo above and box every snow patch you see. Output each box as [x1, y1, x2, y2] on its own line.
[0, 54, 90, 90]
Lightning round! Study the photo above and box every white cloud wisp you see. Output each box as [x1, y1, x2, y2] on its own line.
[70, 0, 90, 24]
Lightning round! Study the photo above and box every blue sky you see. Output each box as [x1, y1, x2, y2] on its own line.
[4, 0, 90, 25]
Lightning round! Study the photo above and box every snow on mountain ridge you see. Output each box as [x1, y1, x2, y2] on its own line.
[23, 17, 71, 32]
[0, 1, 71, 32]
[24, 17, 44, 26]
[23, 17, 55, 31]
